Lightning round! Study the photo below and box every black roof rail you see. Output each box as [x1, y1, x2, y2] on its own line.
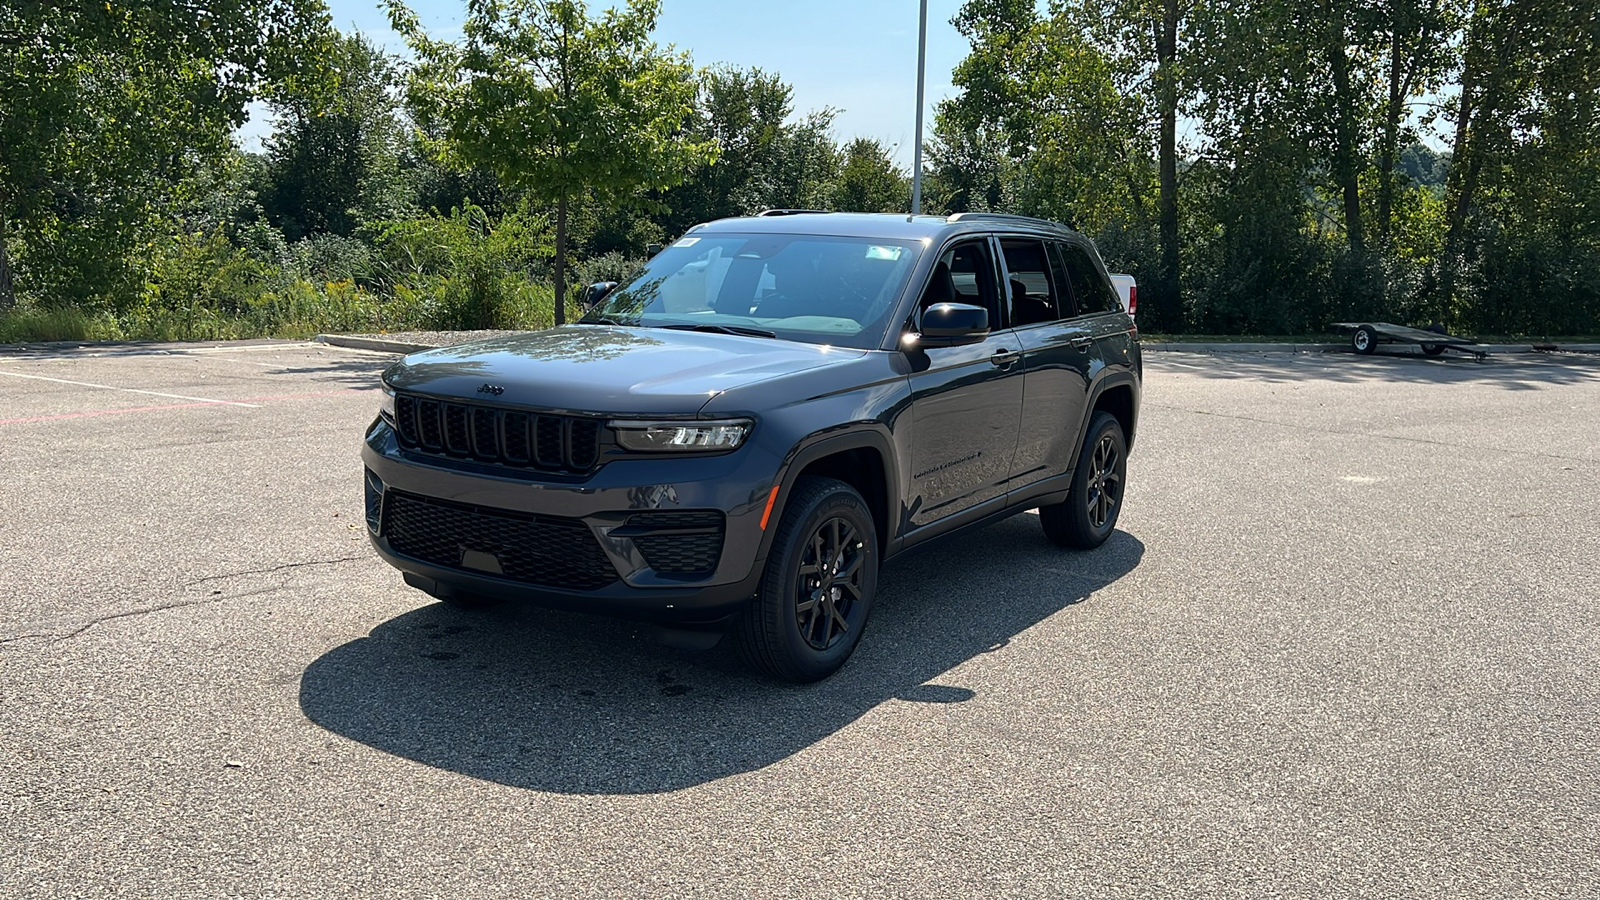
[756, 208, 833, 217]
[945, 211, 1077, 231]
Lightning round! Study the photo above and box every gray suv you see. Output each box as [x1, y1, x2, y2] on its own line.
[363, 211, 1141, 681]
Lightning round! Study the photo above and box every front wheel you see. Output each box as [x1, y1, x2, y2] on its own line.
[737, 477, 878, 682]
[1040, 411, 1128, 550]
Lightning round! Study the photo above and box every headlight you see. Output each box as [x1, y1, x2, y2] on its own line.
[379, 384, 396, 421]
[611, 418, 752, 453]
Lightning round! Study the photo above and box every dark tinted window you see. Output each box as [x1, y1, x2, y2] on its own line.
[1053, 241, 1120, 316]
[999, 239, 1062, 327]
[920, 240, 1003, 329]
[1046, 241, 1079, 318]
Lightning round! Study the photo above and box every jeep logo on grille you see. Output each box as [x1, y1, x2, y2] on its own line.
[476, 383, 505, 396]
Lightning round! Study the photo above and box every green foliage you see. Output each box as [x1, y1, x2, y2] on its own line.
[5, 0, 1594, 343]
[261, 33, 408, 241]
[368, 202, 559, 330]
[390, 0, 716, 321]
[0, 0, 333, 309]
[831, 139, 909, 213]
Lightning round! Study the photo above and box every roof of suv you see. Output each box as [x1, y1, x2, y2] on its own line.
[686, 211, 1081, 243]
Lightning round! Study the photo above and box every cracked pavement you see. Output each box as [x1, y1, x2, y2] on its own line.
[2, 342, 1598, 898]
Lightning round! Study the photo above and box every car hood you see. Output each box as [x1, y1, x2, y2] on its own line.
[384, 326, 868, 415]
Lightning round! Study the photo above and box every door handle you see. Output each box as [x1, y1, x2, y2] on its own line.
[991, 348, 1020, 367]
[1069, 334, 1094, 349]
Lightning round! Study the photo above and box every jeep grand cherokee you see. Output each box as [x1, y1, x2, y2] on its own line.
[362, 211, 1141, 681]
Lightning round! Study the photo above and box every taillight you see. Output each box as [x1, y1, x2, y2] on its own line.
[1127, 285, 1137, 318]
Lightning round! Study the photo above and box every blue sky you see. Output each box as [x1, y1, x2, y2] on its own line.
[241, 0, 975, 167]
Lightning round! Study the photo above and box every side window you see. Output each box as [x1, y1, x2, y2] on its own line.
[999, 239, 1062, 327]
[920, 239, 1003, 329]
[1053, 241, 1120, 316]
[1046, 241, 1079, 318]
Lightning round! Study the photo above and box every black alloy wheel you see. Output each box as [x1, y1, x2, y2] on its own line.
[1040, 411, 1128, 550]
[795, 517, 866, 651]
[738, 476, 878, 682]
[1084, 431, 1122, 530]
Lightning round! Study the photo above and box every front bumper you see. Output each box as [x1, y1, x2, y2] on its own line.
[361, 418, 776, 622]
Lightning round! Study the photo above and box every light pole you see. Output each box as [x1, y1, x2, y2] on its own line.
[911, 0, 928, 214]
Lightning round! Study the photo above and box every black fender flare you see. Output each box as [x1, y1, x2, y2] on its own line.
[752, 425, 899, 564]
[1073, 370, 1141, 464]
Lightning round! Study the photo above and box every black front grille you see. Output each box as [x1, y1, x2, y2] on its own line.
[625, 511, 725, 576]
[382, 491, 618, 591]
[393, 393, 603, 474]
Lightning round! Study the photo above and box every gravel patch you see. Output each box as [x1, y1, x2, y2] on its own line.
[340, 329, 528, 349]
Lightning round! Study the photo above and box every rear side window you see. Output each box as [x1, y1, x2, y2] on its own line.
[999, 239, 1062, 327]
[1053, 241, 1120, 316]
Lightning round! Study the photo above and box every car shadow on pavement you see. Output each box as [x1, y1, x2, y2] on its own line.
[299, 515, 1144, 794]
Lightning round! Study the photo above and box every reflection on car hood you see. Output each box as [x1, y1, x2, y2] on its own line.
[383, 325, 867, 415]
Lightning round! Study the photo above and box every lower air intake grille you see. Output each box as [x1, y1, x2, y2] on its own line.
[625, 511, 725, 576]
[383, 491, 618, 591]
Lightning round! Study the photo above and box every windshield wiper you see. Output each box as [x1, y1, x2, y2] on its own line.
[580, 315, 635, 326]
[657, 323, 778, 339]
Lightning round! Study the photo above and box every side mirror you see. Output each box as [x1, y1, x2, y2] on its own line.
[645, 242, 664, 256]
[582, 281, 618, 310]
[913, 302, 990, 347]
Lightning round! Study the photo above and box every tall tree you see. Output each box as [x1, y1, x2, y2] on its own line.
[1076, 0, 1188, 337]
[0, 0, 330, 308]
[831, 138, 908, 212]
[261, 32, 407, 242]
[390, 0, 716, 324]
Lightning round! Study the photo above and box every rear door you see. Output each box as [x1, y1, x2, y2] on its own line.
[1055, 237, 1139, 380]
[902, 237, 1025, 533]
[999, 236, 1092, 493]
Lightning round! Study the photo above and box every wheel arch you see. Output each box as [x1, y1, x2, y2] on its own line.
[756, 428, 897, 565]
[1079, 372, 1140, 458]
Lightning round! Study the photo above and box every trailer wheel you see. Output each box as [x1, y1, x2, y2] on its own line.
[1352, 325, 1378, 354]
[1421, 343, 1446, 356]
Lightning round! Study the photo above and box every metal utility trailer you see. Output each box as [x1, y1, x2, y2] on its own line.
[1331, 322, 1490, 360]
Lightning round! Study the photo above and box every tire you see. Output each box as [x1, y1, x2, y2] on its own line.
[1352, 325, 1378, 354]
[1040, 411, 1128, 550]
[1421, 343, 1446, 357]
[737, 476, 879, 682]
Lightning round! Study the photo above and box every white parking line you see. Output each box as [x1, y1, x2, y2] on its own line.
[0, 370, 260, 407]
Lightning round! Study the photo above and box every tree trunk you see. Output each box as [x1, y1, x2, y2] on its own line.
[554, 192, 568, 327]
[1156, 0, 1180, 328]
[0, 201, 13, 310]
[1377, 7, 1405, 240]
[1327, 21, 1365, 256]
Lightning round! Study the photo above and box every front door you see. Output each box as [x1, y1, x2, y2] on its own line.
[903, 237, 1025, 533]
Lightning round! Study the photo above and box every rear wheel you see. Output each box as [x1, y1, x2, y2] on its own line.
[1040, 411, 1127, 550]
[737, 477, 878, 682]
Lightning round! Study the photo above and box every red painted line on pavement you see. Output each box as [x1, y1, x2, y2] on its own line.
[0, 387, 367, 427]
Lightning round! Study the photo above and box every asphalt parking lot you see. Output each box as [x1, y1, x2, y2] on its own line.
[2, 341, 1597, 898]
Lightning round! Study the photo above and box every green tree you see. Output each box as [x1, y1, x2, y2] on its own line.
[0, 0, 331, 308]
[389, 0, 716, 324]
[829, 138, 907, 213]
[261, 32, 408, 242]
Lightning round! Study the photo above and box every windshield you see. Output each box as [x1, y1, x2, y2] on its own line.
[580, 233, 922, 349]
